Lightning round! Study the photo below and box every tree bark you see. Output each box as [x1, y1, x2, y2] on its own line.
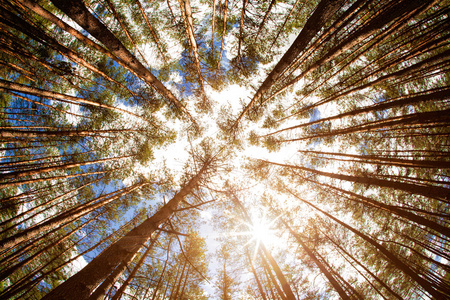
[231, 0, 346, 129]
[262, 159, 450, 202]
[283, 186, 446, 299]
[42, 164, 207, 299]
[49, 0, 197, 126]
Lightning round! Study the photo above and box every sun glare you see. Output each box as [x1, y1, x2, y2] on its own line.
[246, 214, 277, 247]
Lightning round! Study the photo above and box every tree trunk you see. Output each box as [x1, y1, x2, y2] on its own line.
[49, 0, 197, 126]
[231, 0, 346, 129]
[246, 248, 268, 300]
[262, 159, 450, 202]
[42, 164, 207, 299]
[0, 79, 150, 124]
[0, 182, 146, 252]
[283, 186, 446, 299]
[109, 232, 161, 300]
[0, 155, 133, 181]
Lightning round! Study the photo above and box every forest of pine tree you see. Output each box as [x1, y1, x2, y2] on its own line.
[1, 0, 449, 299]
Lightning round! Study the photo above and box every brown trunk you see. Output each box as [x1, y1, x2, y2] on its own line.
[283, 186, 446, 299]
[49, 0, 197, 126]
[133, 0, 167, 62]
[237, 0, 247, 59]
[270, 86, 450, 134]
[269, 0, 300, 51]
[150, 239, 172, 300]
[298, 150, 450, 169]
[0, 6, 146, 106]
[16, 0, 151, 104]
[0, 79, 150, 123]
[279, 108, 450, 142]
[171, 259, 187, 300]
[87, 262, 129, 300]
[292, 47, 450, 116]
[217, 0, 228, 69]
[3, 91, 88, 120]
[42, 164, 207, 299]
[229, 193, 295, 299]
[0, 211, 103, 283]
[178, 265, 191, 298]
[0, 176, 102, 232]
[0, 155, 133, 181]
[231, 0, 346, 129]
[0, 169, 109, 189]
[178, 0, 206, 99]
[103, 0, 150, 67]
[279, 217, 350, 299]
[246, 248, 268, 300]
[272, 0, 437, 105]
[0, 182, 146, 252]
[322, 229, 404, 300]
[254, 0, 276, 42]
[263, 159, 450, 202]
[109, 232, 161, 300]
[211, 0, 216, 51]
[294, 172, 450, 238]
[261, 255, 287, 300]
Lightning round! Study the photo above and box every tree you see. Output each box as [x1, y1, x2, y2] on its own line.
[1, 0, 449, 299]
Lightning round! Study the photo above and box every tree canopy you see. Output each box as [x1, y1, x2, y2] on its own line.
[1, 0, 449, 299]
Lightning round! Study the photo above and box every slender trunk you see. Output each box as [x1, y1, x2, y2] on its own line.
[0, 211, 103, 283]
[42, 164, 207, 299]
[0, 176, 102, 231]
[260, 244, 296, 300]
[171, 259, 187, 300]
[217, 0, 227, 69]
[231, 0, 346, 130]
[0, 79, 150, 124]
[109, 232, 161, 300]
[211, 0, 216, 51]
[269, 86, 450, 134]
[295, 172, 450, 238]
[229, 193, 295, 299]
[246, 248, 268, 300]
[0, 169, 109, 189]
[0, 6, 146, 106]
[49, 0, 197, 126]
[322, 229, 404, 300]
[16, 0, 152, 105]
[283, 186, 446, 299]
[0, 182, 146, 252]
[103, 0, 150, 67]
[178, 0, 206, 99]
[269, 0, 300, 51]
[237, 0, 247, 59]
[3, 91, 89, 120]
[262, 263, 278, 300]
[279, 108, 450, 142]
[178, 265, 191, 298]
[134, 0, 167, 62]
[261, 255, 287, 300]
[298, 150, 450, 169]
[150, 239, 172, 300]
[254, 0, 276, 42]
[0, 155, 133, 181]
[262, 159, 450, 202]
[269, 0, 437, 108]
[287, 48, 450, 117]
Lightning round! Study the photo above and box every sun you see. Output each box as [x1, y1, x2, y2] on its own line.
[244, 213, 278, 248]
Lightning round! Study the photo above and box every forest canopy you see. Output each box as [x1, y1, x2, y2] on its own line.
[0, 0, 449, 299]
